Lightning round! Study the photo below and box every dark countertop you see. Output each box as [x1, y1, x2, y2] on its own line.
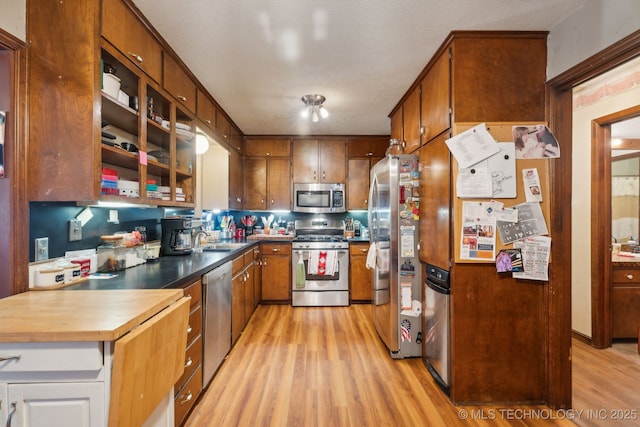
[62, 237, 370, 291]
[64, 241, 259, 291]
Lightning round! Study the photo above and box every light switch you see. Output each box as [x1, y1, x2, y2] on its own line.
[35, 237, 49, 261]
[69, 219, 82, 241]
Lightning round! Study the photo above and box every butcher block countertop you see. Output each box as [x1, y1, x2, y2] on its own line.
[0, 289, 184, 343]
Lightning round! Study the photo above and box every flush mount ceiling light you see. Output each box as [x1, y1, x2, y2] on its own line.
[195, 132, 210, 155]
[301, 94, 329, 123]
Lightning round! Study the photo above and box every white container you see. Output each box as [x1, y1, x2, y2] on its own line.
[34, 266, 65, 288]
[103, 73, 121, 99]
[63, 263, 82, 284]
[117, 90, 129, 106]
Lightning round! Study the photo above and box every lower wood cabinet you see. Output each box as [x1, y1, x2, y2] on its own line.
[174, 279, 203, 426]
[611, 267, 640, 338]
[349, 242, 372, 302]
[231, 249, 256, 345]
[260, 243, 291, 302]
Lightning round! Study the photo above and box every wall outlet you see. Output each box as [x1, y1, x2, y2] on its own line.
[69, 219, 82, 241]
[35, 237, 49, 261]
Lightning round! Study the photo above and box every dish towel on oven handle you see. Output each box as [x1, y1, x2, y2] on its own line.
[324, 250, 337, 276]
[308, 250, 320, 275]
[366, 242, 377, 269]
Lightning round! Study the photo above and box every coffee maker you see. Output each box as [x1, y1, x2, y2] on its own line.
[161, 218, 193, 256]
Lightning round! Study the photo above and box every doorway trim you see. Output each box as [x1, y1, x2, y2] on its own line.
[592, 106, 640, 349]
[546, 29, 640, 408]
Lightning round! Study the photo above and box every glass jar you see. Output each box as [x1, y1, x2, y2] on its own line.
[386, 138, 404, 155]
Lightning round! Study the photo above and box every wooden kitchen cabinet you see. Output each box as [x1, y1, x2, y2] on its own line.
[260, 243, 292, 303]
[174, 279, 203, 426]
[417, 132, 451, 269]
[347, 137, 388, 210]
[27, 0, 196, 207]
[403, 85, 421, 153]
[229, 148, 244, 209]
[244, 157, 291, 210]
[349, 242, 372, 302]
[292, 139, 346, 183]
[163, 54, 197, 113]
[420, 50, 451, 143]
[196, 88, 216, 131]
[611, 267, 640, 338]
[216, 110, 231, 144]
[244, 138, 291, 157]
[390, 108, 403, 142]
[101, 0, 162, 83]
[231, 249, 256, 345]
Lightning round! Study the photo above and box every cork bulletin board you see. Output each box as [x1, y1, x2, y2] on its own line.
[452, 122, 551, 263]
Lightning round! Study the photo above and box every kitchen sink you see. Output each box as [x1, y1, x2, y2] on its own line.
[201, 242, 247, 252]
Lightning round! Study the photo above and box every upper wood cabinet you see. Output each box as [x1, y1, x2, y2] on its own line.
[26, 0, 200, 206]
[292, 139, 346, 183]
[163, 54, 196, 113]
[229, 148, 243, 209]
[420, 50, 451, 143]
[403, 86, 421, 153]
[216, 111, 231, 144]
[244, 157, 291, 210]
[390, 108, 403, 142]
[347, 137, 389, 210]
[196, 88, 216, 130]
[244, 138, 291, 157]
[101, 0, 162, 83]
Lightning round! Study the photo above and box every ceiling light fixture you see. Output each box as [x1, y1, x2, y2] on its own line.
[301, 94, 329, 123]
[195, 132, 210, 155]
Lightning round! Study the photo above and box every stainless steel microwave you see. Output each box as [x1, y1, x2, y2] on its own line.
[293, 183, 346, 213]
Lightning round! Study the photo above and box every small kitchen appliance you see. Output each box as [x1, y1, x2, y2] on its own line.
[160, 217, 194, 256]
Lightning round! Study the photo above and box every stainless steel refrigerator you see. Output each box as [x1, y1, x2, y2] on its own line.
[368, 154, 422, 358]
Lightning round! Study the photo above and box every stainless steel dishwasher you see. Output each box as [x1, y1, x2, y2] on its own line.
[202, 261, 232, 387]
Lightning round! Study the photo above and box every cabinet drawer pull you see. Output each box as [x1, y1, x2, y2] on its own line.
[205, 119, 212, 125]
[184, 357, 193, 368]
[272, 248, 280, 253]
[187, 325, 193, 334]
[360, 248, 368, 253]
[0, 355, 21, 362]
[7, 401, 16, 426]
[180, 391, 193, 405]
[178, 95, 187, 102]
[627, 274, 634, 280]
[128, 52, 143, 63]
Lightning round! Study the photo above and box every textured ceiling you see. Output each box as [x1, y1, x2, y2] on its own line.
[132, 0, 587, 137]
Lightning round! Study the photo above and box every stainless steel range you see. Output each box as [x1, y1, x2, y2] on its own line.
[291, 218, 349, 306]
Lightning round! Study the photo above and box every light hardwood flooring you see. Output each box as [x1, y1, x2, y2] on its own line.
[572, 339, 640, 427]
[185, 304, 586, 426]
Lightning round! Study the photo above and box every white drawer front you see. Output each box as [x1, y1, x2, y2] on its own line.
[0, 342, 103, 373]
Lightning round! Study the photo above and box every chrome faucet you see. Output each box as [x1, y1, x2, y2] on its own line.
[192, 230, 209, 253]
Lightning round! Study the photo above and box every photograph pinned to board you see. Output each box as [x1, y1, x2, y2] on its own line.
[456, 142, 517, 199]
[0, 111, 5, 178]
[445, 123, 500, 169]
[495, 248, 523, 273]
[512, 125, 560, 159]
[496, 202, 549, 245]
[522, 168, 543, 202]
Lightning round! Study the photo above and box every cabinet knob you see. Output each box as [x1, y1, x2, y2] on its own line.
[360, 248, 368, 253]
[187, 325, 192, 334]
[271, 199, 275, 205]
[184, 357, 193, 368]
[205, 119, 212, 125]
[265, 152, 271, 156]
[365, 199, 368, 205]
[180, 391, 193, 405]
[627, 274, 634, 280]
[272, 248, 280, 253]
[178, 95, 187, 102]
[367, 152, 373, 156]
[128, 52, 143, 63]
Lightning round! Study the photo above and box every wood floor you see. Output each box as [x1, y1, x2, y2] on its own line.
[185, 304, 588, 426]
